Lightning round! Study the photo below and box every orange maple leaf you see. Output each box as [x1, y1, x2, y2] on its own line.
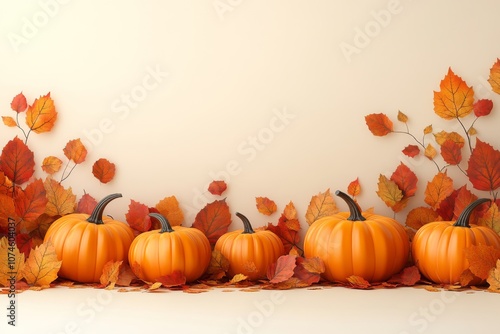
[347, 275, 371, 289]
[488, 58, 500, 94]
[41, 156, 63, 175]
[11, 92, 27, 113]
[0, 195, 16, 233]
[92, 158, 115, 183]
[206, 249, 230, 280]
[192, 199, 231, 245]
[452, 186, 479, 222]
[63, 138, 87, 164]
[25, 92, 57, 134]
[0, 136, 35, 185]
[207, 180, 227, 196]
[424, 171, 454, 210]
[21, 241, 62, 286]
[14, 178, 47, 229]
[365, 113, 393, 136]
[464, 244, 500, 281]
[487, 259, 500, 292]
[387, 266, 421, 286]
[256, 196, 277, 216]
[156, 270, 186, 288]
[293, 257, 324, 286]
[126, 200, 151, 232]
[100, 260, 123, 289]
[155, 196, 184, 226]
[43, 178, 76, 216]
[405, 206, 440, 230]
[76, 193, 97, 215]
[305, 189, 338, 225]
[467, 139, 500, 192]
[433, 68, 474, 119]
[479, 202, 500, 234]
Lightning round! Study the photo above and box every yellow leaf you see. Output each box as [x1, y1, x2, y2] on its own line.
[44, 177, 76, 216]
[25, 92, 57, 133]
[424, 171, 454, 209]
[434, 131, 465, 147]
[376, 174, 403, 208]
[155, 196, 184, 226]
[397, 110, 408, 123]
[63, 138, 87, 164]
[423, 125, 433, 135]
[100, 260, 123, 289]
[468, 127, 477, 136]
[487, 259, 500, 292]
[424, 144, 437, 159]
[2, 116, 17, 127]
[0, 237, 25, 286]
[230, 273, 248, 284]
[479, 202, 500, 234]
[488, 58, 500, 94]
[305, 189, 338, 225]
[21, 241, 61, 286]
[433, 68, 474, 119]
[148, 282, 162, 291]
[42, 156, 63, 174]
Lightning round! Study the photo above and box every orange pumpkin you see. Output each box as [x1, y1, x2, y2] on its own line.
[44, 193, 134, 283]
[214, 212, 285, 280]
[303, 190, 410, 283]
[412, 198, 500, 284]
[128, 213, 211, 283]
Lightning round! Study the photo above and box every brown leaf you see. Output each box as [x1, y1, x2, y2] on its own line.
[305, 189, 338, 225]
[21, 241, 61, 286]
[0, 136, 35, 185]
[126, 200, 151, 232]
[155, 196, 184, 226]
[267, 254, 297, 284]
[230, 273, 248, 284]
[464, 244, 500, 280]
[0, 237, 25, 286]
[92, 158, 115, 183]
[63, 139, 87, 164]
[11, 92, 27, 113]
[43, 178, 76, 216]
[267, 203, 301, 254]
[206, 249, 230, 280]
[192, 199, 231, 245]
[207, 180, 227, 196]
[424, 171, 454, 210]
[433, 68, 474, 119]
[25, 93, 57, 133]
[116, 263, 138, 287]
[256, 197, 277, 216]
[41, 156, 62, 174]
[100, 260, 123, 289]
[365, 113, 393, 136]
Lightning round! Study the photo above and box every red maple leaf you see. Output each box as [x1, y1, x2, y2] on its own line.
[125, 200, 151, 232]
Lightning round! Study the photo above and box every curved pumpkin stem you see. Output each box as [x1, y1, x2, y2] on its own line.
[335, 190, 366, 221]
[149, 213, 175, 233]
[236, 212, 255, 234]
[87, 193, 122, 225]
[453, 198, 490, 228]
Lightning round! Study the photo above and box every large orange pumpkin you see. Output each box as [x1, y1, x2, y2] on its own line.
[412, 198, 500, 284]
[214, 212, 285, 280]
[128, 213, 211, 283]
[303, 190, 410, 283]
[44, 193, 134, 283]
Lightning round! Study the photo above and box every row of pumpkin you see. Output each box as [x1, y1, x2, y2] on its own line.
[43, 191, 500, 286]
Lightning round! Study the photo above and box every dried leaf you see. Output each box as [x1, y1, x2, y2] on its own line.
[14, 178, 47, 229]
[424, 171, 454, 210]
[11, 92, 27, 113]
[402, 145, 420, 158]
[192, 199, 231, 245]
[347, 275, 371, 289]
[0, 237, 25, 286]
[21, 241, 61, 286]
[473, 99, 493, 117]
[155, 196, 184, 226]
[282, 201, 297, 221]
[16, 233, 33, 257]
[208, 180, 227, 196]
[0, 195, 16, 232]
[365, 113, 393, 136]
[25, 93, 57, 133]
[424, 144, 437, 160]
[391, 163, 417, 197]
[423, 125, 433, 135]
[294, 257, 325, 286]
[305, 189, 338, 225]
[464, 244, 500, 280]
[41, 156, 62, 175]
[156, 270, 186, 288]
[479, 202, 500, 234]
[487, 260, 500, 292]
[405, 207, 440, 230]
[347, 178, 361, 197]
[397, 110, 408, 123]
[434, 131, 465, 147]
[206, 249, 230, 279]
[100, 260, 122, 289]
[126, 200, 151, 232]
[2, 116, 17, 127]
[467, 139, 500, 191]
[267, 202, 301, 254]
[43, 178, 76, 216]
[0, 136, 35, 185]
[230, 273, 248, 284]
[77, 193, 97, 215]
[441, 139, 462, 165]
[116, 263, 138, 287]
[63, 139, 87, 164]
[92, 158, 115, 183]
[267, 255, 297, 284]
[376, 174, 403, 208]
[452, 186, 478, 222]
[388, 266, 421, 286]
[256, 197, 277, 216]
[488, 58, 500, 94]
[433, 68, 474, 119]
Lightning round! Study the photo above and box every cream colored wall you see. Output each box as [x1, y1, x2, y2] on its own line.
[1, 0, 500, 231]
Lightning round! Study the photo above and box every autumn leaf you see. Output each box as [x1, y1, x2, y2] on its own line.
[488, 58, 500, 94]
[402, 145, 420, 158]
[100, 260, 122, 289]
[126, 200, 151, 232]
[347, 275, 371, 289]
[156, 270, 186, 288]
[192, 199, 231, 245]
[0, 136, 35, 185]
[440, 139, 462, 165]
[206, 249, 230, 280]
[464, 244, 500, 280]
[434, 131, 465, 147]
[433, 68, 474, 119]
[28, 213, 57, 244]
[293, 256, 325, 285]
[452, 186, 478, 222]
[479, 202, 500, 234]
[467, 139, 500, 191]
[230, 273, 248, 284]
[63, 138, 87, 164]
[256, 197, 277, 216]
[44, 178, 76, 216]
[21, 241, 62, 286]
[487, 260, 500, 292]
[208, 180, 227, 196]
[11, 92, 27, 113]
[267, 254, 297, 284]
[116, 263, 138, 287]
[424, 144, 437, 160]
[391, 163, 417, 197]
[16, 233, 33, 257]
[347, 178, 361, 197]
[267, 202, 301, 254]
[155, 196, 184, 226]
[423, 125, 433, 135]
[42, 156, 62, 175]
[0, 237, 25, 286]
[376, 174, 403, 208]
[2, 116, 17, 127]
[473, 99, 493, 117]
[25, 92, 57, 133]
[0, 195, 16, 233]
[365, 113, 393, 136]
[305, 189, 338, 225]
[92, 158, 115, 183]
[405, 207, 440, 230]
[397, 110, 408, 123]
[388, 266, 421, 286]
[424, 171, 454, 209]
[77, 193, 97, 215]
[14, 178, 47, 228]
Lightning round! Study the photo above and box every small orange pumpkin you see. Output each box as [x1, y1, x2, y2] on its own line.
[128, 213, 211, 283]
[44, 193, 134, 283]
[412, 198, 500, 284]
[214, 212, 285, 280]
[303, 190, 410, 283]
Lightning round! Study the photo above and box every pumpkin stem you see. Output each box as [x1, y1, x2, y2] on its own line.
[86, 193, 122, 225]
[335, 190, 366, 221]
[453, 198, 490, 228]
[236, 212, 255, 234]
[149, 213, 175, 233]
